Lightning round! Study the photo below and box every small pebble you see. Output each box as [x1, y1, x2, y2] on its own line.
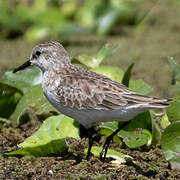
[48, 170, 53, 175]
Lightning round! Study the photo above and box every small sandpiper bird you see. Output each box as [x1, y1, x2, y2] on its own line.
[13, 41, 170, 160]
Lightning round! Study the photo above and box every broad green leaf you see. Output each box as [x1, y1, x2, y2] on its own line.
[1, 67, 42, 93]
[120, 111, 153, 147]
[125, 111, 153, 146]
[167, 96, 180, 123]
[78, 44, 118, 68]
[122, 63, 134, 87]
[101, 121, 119, 131]
[84, 146, 132, 165]
[101, 111, 152, 148]
[129, 79, 152, 95]
[101, 121, 122, 143]
[6, 149, 33, 157]
[0, 84, 21, 118]
[0, 92, 18, 118]
[118, 129, 150, 148]
[91, 65, 124, 82]
[0, 82, 22, 95]
[100, 128, 122, 143]
[6, 115, 80, 157]
[124, 111, 152, 131]
[168, 57, 180, 85]
[10, 85, 58, 124]
[161, 121, 180, 163]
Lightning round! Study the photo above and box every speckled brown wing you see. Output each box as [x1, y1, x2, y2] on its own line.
[55, 64, 170, 110]
[55, 65, 132, 110]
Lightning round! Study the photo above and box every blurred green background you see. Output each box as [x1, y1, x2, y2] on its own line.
[0, 0, 180, 96]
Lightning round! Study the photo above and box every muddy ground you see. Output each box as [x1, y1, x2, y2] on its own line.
[0, 120, 180, 180]
[1, 0, 180, 179]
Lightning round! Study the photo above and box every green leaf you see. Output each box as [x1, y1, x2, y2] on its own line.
[124, 111, 152, 131]
[101, 121, 122, 143]
[0, 67, 42, 93]
[97, 6, 120, 35]
[0, 117, 11, 123]
[122, 63, 134, 87]
[167, 96, 180, 123]
[0, 84, 22, 118]
[129, 79, 153, 95]
[25, 26, 49, 42]
[161, 113, 171, 129]
[101, 121, 119, 131]
[143, 129, 153, 146]
[91, 65, 124, 82]
[100, 128, 122, 143]
[118, 129, 150, 148]
[6, 149, 33, 157]
[151, 118, 161, 145]
[6, 115, 80, 157]
[0, 82, 22, 95]
[84, 146, 132, 165]
[75, 0, 101, 28]
[101, 111, 152, 148]
[115, 111, 152, 149]
[10, 85, 58, 124]
[78, 44, 118, 68]
[161, 121, 180, 163]
[71, 57, 84, 65]
[168, 57, 180, 85]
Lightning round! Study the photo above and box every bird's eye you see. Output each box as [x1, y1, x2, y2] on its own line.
[35, 51, 41, 56]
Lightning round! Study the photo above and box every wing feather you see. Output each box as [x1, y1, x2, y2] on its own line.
[56, 70, 129, 110]
[55, 65, 169, 110]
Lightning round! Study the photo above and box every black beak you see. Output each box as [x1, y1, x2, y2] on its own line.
[13, 60, 31, 73]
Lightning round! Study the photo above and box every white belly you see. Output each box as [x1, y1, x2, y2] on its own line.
[43, 88, 149, 129]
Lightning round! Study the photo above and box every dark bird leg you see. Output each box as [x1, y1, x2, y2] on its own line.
[79, 125, 100, 160]
[86, 135, 94, 160]
[100, 121, 129, 161]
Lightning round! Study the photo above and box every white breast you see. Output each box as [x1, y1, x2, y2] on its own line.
[43, 88, 149, 129]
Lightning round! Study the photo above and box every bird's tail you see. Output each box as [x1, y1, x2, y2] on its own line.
[148, 97, 172, 108]
[123, 93, 172, 109]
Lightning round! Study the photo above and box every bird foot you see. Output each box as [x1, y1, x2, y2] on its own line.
[99, 137, 112, 161]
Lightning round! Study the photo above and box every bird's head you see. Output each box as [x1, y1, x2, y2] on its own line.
[13, 41, 70, 73]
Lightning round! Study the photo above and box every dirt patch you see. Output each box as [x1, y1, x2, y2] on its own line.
[0, 120, 180, 180]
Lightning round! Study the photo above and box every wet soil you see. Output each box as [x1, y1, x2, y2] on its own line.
[0, 120, 180, 180]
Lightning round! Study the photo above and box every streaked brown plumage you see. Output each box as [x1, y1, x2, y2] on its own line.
[44, 63, 169, 111]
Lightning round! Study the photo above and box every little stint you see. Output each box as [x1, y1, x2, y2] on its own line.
[13, 41, 170, 160]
